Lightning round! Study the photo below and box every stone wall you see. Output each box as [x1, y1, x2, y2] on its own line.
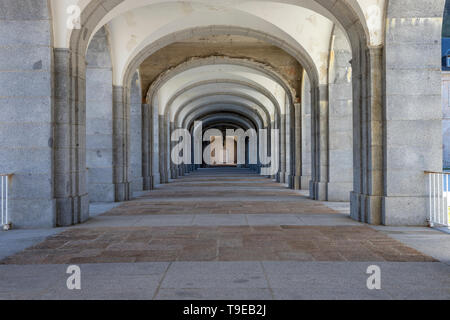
[301, 72, 312, 190]
[327, 27, 353, 201]
[0, 0, 55, 227]
[384, 0, 445, 225]
[443, 72, 450, 168]
[86, 27, 114, 202]
[129, 72, 144, 193]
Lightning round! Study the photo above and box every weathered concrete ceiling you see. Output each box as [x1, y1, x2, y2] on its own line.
[139, 35, 303, 102]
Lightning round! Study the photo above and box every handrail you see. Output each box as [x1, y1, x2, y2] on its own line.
[1, 174, 13, 230]
[425, 171, 450, 175]
[426, 171, 449, 228]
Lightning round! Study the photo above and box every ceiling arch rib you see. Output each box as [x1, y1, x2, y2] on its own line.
[162, 80, 284, 125]
[108, 3, 327, 86]
[175, 94, 271, 129]
[55, 0, 375, 51]
[60, 0, 372, 95]
[122, 25, 319, 99]
[167, 86, 279, 130]
[158, 78, 286, 125]
[192, 114, 256, 136]
[155, 64, 287, 115]
[197, 112, 257, 130]
[182, 104, 264, 131]
[146, 56, 297, 107]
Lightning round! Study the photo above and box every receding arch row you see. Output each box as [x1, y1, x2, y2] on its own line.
[146, 56, 297, 111]
[176, 94, 271, 129]
[155, 79, 280, 183]
[0, 0, 443, 230]
[53, 0, 379, 228]
[144, 55, 299, 134]
[122, 25, 320, 94]
[162, 79, 284, 121]
[193, 113, 257, 133]
[62, 0, 371, 84]
[58, 0, 373, 52]
[54, 23, 350, 227]
[182, 104, 265, 131]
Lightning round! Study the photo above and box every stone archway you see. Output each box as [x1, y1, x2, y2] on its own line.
[56, 0, 377, 227]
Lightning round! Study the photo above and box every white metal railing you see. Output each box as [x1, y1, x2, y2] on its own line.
[426, 171, 450, 228]
[1, 174, 13, 230]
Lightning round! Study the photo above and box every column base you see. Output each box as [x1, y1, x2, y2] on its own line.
[115, 182, 131, 202]
[350, 192, 382, 225]
[143, 176, 153, 190]
[286, 174, 294, 188]
[56, 193, 89, 227]
[277, 172, 286, 183]
[151, 173, 160, 186]
[170, 167, 178, 179]
[310, 181, 327, 201]
[160, 171, 169, 184]
[300, 175, 311, 190]
[292, 175, 301, 190]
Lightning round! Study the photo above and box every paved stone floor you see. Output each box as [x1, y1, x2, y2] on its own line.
[0, 168, 449, 300]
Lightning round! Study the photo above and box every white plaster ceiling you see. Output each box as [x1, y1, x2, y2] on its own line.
[52, 0, 384, 49]
[156, 64, 286, 117]
[164, 82, 281, 122]
[51, 0, 384, 85]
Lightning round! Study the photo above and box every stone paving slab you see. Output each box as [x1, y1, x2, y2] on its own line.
[373, 226, 450, 265]
[0, 168, 448, 300]
[0, 228, 63, 261]
[66, 213, 362, 229]
[155, 288, 273, 300]
[0, 226, 436, 265]
[104, 200, 338, 215]
[89, 202, 123, 217]
[0, 261, 448, 300]
[162, 261, 267, 289]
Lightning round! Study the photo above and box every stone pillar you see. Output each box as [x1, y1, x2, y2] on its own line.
[380, 1, 444, 225]
[350, 46, 383, 225]
[151, 104, 160, 186]
[0, 0, 57, 228]
[443, 73, 450, 169]
[277, 114, 286, 183]
[310, 85, 329, 201]
[142, 103, 153, 190]
[86, 27, 114, 202]
[129, 72, 143, 194]
[112, 86, 130, 201]
[54, 49, 89, 226]
[269, 121, 276, 179]
[301, 73, 312, 190]
[53, 50, 72, 226]
[327, 27, 353, 201]
[169, 122, 178, 179]
[293, 103, 302, 189]
[159, 115, 169, 183]
[285, 100, 293, 186]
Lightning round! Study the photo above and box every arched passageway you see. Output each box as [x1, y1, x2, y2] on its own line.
[0, 0, 450, 302]
[0, 0, 445, 229]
